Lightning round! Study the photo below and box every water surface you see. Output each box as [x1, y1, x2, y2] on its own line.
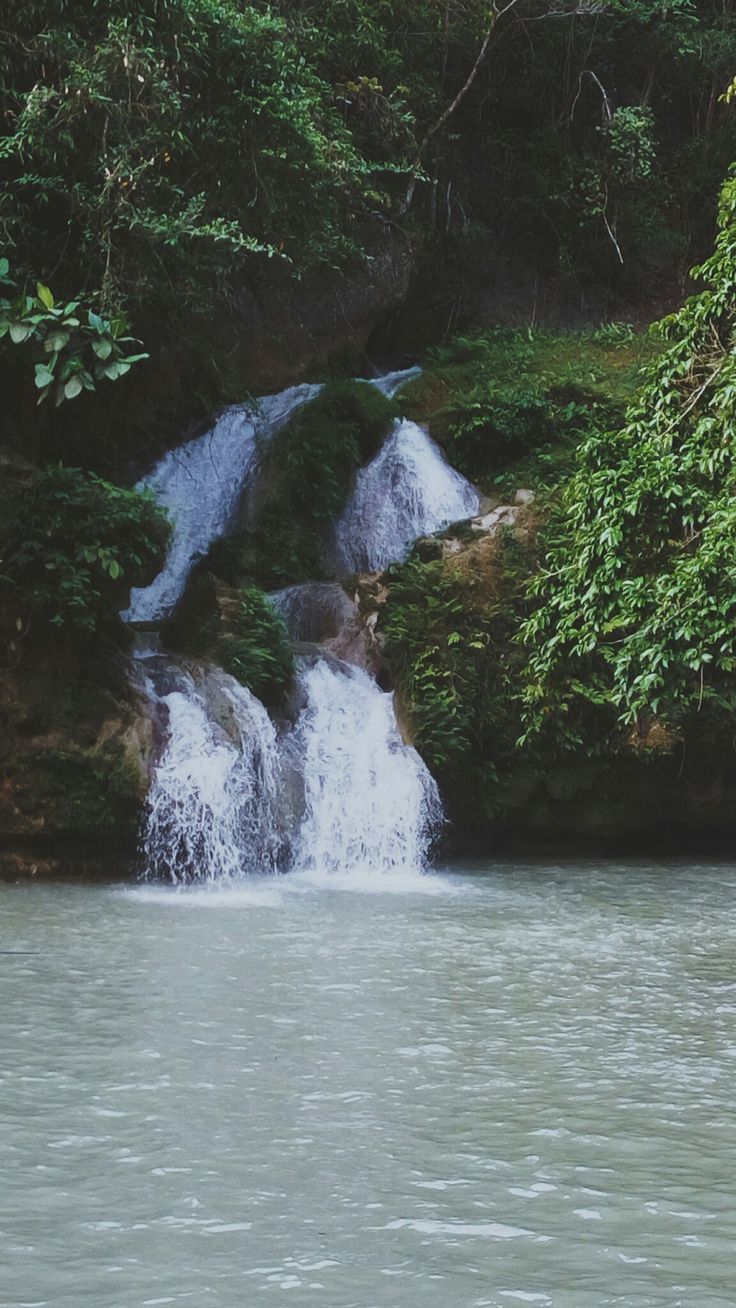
[2, 860, 736, 1307]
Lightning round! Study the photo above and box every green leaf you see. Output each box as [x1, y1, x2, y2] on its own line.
[36, 282, 54, 310]
[64, 375, 84, 400]
[34, 363, 55, 389]
[92, 339, 113, 360]
[44, 329, 70, 353]
[9, 322, 32, 344]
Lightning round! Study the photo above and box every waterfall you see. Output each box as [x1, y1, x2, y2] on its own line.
[290, 658, 442, 881]
[132, 365, 477, 886]
[125, 383, 319, 624]
[140, 663, 287, 883]
[330, 418, 479, 574]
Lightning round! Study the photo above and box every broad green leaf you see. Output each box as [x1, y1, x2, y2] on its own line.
[9, 322, 32, 344]
[34, 363, 55, 389]
[36, 282, 54, 310]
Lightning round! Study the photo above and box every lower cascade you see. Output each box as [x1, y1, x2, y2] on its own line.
[140, 663, 287, 883]
[291, 659, 442, 880]
[133, 367, 466, 885]
[138, 654, 442, 883]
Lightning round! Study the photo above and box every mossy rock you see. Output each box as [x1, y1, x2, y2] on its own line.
[163, 571, 294, 708]
[0, 743, 144, 836]
[206, 379, 399, 591]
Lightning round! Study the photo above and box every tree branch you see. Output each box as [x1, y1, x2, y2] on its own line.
[401, 0, 523, 214]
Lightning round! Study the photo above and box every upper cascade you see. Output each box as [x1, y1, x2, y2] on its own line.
[329, 418, 480, 574]
[124, 383, 319, 624]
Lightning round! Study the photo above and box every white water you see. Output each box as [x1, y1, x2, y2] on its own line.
[330, 417, 479, 574]
[125, 384, 319, 623]
[132, 366, 479, 885]
[141, 665, 286, 882]
[290, 658, 442, 883]
[123, 370, 418, 624]
[140, 655, 441, 884]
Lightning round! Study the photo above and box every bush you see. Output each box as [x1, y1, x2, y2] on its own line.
[402, 327, 658, 490]
[217, 588, 295, 709]
[380, 529, 535, 817]
[521, 168, 736, 751]
[0, 464, 170, 640]
[163, 572, 295, 708]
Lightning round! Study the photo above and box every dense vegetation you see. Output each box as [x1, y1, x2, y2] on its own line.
[1, 0, 734, 467]
[1, 465, 169, 649]
[163, 572, 295, 708]
[522, 165, 736, 754]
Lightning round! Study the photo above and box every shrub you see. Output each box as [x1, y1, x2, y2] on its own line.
[163, 572, 295, 708]
[521, 168, 736, 751]
[0, 465, 170, 639]
[403, 327, 658, 490]
[380, 529, 535, 817]
[217, 588, 295, 709]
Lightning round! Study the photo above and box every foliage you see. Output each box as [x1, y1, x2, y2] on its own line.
[217, 588, 295, 709]
[521, 167, 736, 750]
[163, 572, 294, 707]
[403, 327, 659, 491]
[0, 465, 170, 638]
[208, 381, 397, 589]
[1, 0, 733, 332]
[380, 528, 535, 816]
[0, 0, 391, 322]
[0, 259, 147, 405]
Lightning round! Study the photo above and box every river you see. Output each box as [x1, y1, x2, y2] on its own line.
[2, 859, 735, 1307]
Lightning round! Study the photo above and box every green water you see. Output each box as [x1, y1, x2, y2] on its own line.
[2, 860, 735, 1307]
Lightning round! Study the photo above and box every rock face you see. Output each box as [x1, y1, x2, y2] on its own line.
[0, 661, 153, 879]
[231, 227, 415, 391]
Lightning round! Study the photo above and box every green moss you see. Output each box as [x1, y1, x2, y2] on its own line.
[206, 380, 398, 590]
[164, 572, 295, 708]
[1, 743, 142, 836]
[402, 327, 662, 495]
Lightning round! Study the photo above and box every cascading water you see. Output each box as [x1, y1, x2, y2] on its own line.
[290, 658, 442, 881]
[132, 366, 477, 885]
[140, 664, 287, 883]
[125, 383, 319, 624]
[330, 418, 479, 574]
